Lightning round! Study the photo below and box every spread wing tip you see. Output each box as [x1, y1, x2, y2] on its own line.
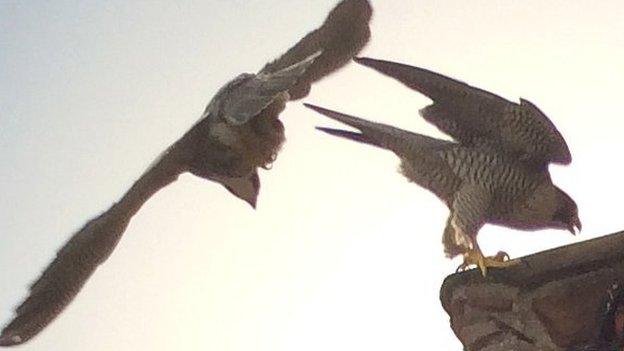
[303, 102, 332, 115]
[0, 330, 26, 347]
[268, 0, 372, 100]
[352, 56, 466, 101]
[306, 103, 387, 148]
[353, 56, 400, 74]
[304, 103, 360, 126]
[353, 56, 376, 65]
[353, 56, 401, 70]
[315, 127, 366, 142]
[0, 206, 136, 347]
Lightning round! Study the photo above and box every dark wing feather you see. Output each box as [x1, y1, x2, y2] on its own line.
[0, 208, 132, 347]
[0, 150, 182, 346]
[355, 57, 572, 166]
[260, 0, 372, 100]
[305, 103, 452, 154]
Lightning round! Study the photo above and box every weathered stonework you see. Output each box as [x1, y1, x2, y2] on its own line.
[440, 231, 624, 351]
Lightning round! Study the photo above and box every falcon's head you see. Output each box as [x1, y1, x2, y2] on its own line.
[513, 183, 581, 234]
[220, 171, 261, 209]
[552, 187, 582, 235]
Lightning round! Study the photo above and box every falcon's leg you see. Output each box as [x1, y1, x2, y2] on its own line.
[445, 184, 520, 276]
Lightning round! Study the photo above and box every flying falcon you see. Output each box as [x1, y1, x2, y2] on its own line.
[0, 0, 371, 346]
[306, 56, 581, 276]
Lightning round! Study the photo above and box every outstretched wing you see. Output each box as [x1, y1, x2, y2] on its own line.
[0, 208, 132, 347]
[0, 151, 183, 346]
[212, 0, 372, 125]
[355, 57, 572, 167]
[217, 0, 372, 126]
[261, 0, 372, 100]
[305, 103, 460, 204]
[305, 103, 452, 153]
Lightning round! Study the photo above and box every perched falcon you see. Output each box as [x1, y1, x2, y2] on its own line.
[306, 56, 580, 276]
[0, 0, 371, 346]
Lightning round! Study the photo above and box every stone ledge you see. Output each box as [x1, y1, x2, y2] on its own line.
[440, 231, 624, 351]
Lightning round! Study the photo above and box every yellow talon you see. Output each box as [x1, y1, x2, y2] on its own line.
[456, 249, 519, 276]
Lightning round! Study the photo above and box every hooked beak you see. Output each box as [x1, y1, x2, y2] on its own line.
[221, 172, 260, 210]
[568, 215, 582, 235]
[247, 195, 258, 210]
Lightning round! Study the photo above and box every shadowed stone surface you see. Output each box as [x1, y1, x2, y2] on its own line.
[440, 231, 624, 351]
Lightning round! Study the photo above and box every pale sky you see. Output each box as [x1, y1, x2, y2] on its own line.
[1, 1, 623, 350]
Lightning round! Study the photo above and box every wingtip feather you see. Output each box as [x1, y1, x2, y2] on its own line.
[353, 56, 391, 70]
[303, 102, 329, 115]
[0, 331, 24, 347]
[315, 127, 373, 145]
[353, 56, 373, 65]
[303, 103, 351, 123]
[304, 103, 380, 135]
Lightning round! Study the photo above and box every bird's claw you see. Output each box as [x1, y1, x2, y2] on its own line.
[492, 250, 511, 262]
[456, 249, 518, 276]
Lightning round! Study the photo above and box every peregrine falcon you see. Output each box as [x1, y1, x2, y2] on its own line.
[306, 56, 581, 276]
[0, 0, 371, 346]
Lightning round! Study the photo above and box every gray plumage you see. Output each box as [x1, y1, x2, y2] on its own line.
[0, 0, 371, 346]
[306, 56, 580, 268]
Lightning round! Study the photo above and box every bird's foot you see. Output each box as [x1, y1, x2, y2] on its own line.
[456, 250, 519, 277]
